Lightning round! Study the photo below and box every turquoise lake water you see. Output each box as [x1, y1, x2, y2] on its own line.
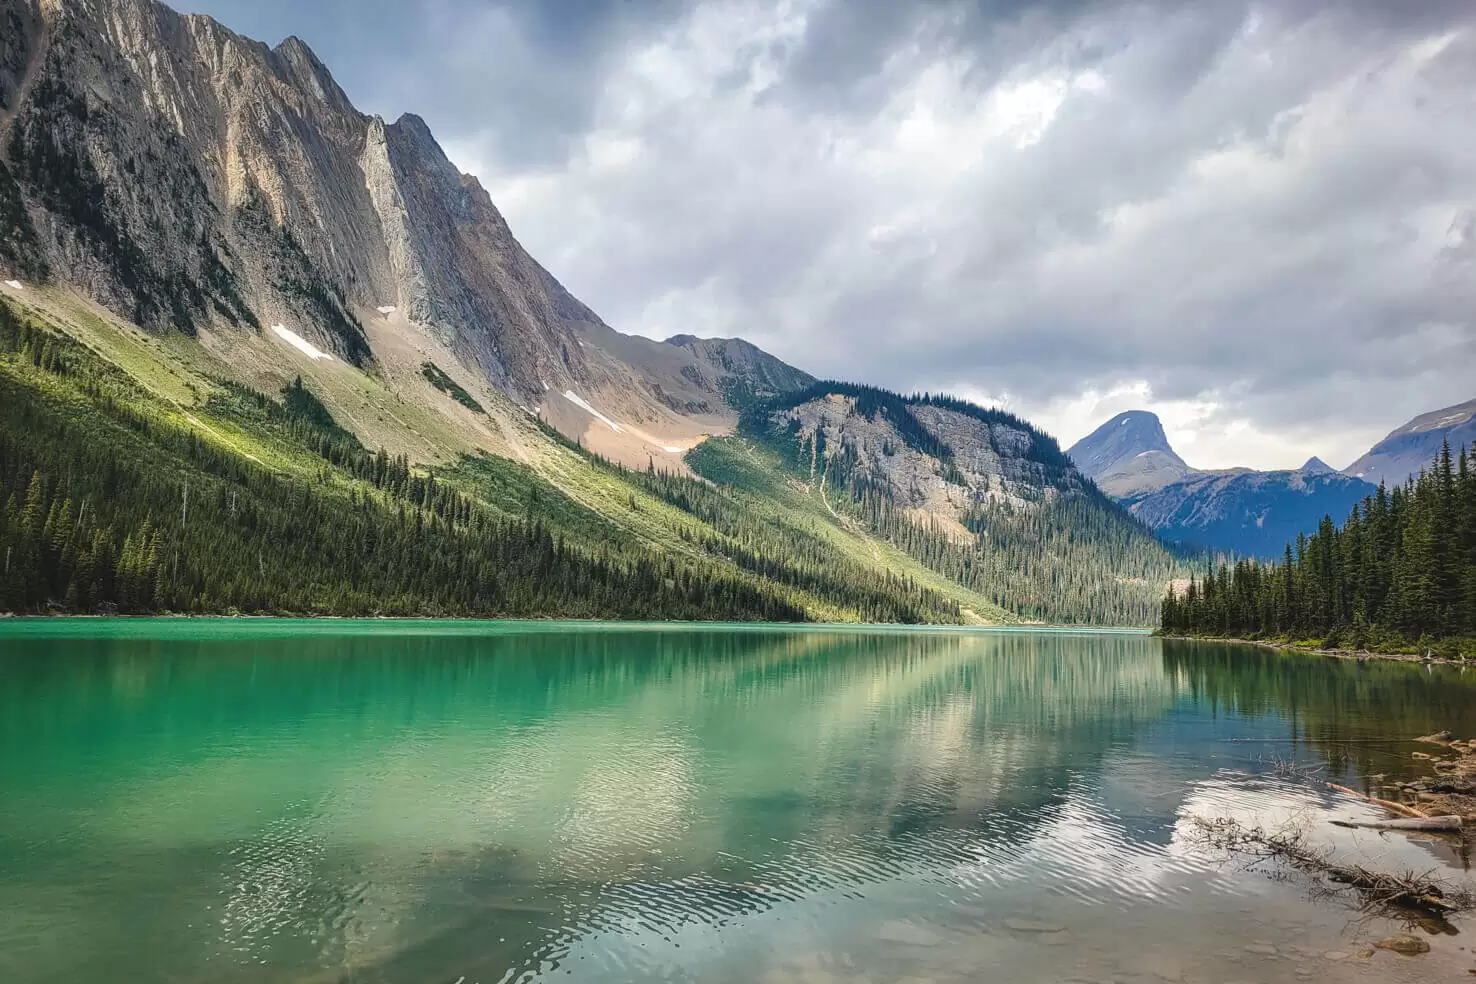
[1, 621, 1472, 983]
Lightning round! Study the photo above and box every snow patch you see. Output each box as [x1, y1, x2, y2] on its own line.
[662, 446, 684, 454]
[542, 380, 550, 391]
[1120, 418, 1130, 426]
[271, 324, 333, 361]
[376, 305, 397, 315]
[562, 391, 623, 433]
[3, 280, 23, 291]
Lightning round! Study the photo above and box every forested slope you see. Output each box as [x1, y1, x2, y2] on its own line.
[0, 296, 982, 622]
[711, 383, 1190, 625]
[1162, 444, 1476, 656]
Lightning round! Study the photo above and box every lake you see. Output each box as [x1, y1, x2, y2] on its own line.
[1, 621, 1472, 983]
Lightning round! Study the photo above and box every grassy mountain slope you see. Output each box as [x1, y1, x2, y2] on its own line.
[0, 292, 1010, 622]
[0, 291, 1186, 625]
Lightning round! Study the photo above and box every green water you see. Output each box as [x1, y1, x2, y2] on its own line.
[1, 622, 1473, 984]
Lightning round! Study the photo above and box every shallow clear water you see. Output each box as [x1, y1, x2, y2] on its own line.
[1, 621, 1473, 983]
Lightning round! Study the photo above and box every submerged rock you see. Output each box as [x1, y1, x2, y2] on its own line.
[1372, 935, 1431, 955]
[1003, 918, 1066, 934]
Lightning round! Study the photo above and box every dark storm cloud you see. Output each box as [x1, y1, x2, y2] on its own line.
[179, 0, 1476, 467]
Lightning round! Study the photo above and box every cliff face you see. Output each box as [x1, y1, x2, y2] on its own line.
[0, 0, 808, 438]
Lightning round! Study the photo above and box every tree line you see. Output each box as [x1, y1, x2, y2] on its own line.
[1161, 443, 1476, 654]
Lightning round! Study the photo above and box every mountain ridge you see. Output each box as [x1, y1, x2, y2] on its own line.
[1067, 409, 1375, 557]
[0, 0, 813, 469]
[1344, 397, 1476, 488]
[0, 0, 1187, 625]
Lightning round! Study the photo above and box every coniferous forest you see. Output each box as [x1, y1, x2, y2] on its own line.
[1160, 444, 1476, 656]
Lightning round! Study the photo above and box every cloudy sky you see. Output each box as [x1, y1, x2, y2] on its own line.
[184, 0, 1475, 470]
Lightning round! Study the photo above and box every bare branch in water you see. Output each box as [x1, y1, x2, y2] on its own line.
[1188, 815, 1475, 923]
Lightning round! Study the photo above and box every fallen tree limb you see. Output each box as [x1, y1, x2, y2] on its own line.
[1190, 816, 1475, 920]
[1325, 782, 1427, 819]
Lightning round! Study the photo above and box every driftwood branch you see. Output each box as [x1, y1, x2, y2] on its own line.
[1189, 816, 1474, 920]
[1325, 782, 1428, 819]
[1329, 816, 1463, 832]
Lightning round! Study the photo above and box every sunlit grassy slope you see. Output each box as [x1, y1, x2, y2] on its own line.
[0, 288, 1019, 623]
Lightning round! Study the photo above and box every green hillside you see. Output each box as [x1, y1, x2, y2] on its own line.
[0, 295, 1182, 624]
[729, 382, 1190, 625]
[0, 296, 994, 622]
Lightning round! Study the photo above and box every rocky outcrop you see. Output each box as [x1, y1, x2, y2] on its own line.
[663, 334, 814, 411]
[756, 386, 1090, 525]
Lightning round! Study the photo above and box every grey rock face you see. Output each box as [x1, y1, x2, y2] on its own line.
[1344, 397, 1476, 487]
[771, 393, 1085, 526]
[662, 334, 815, 411]
[0, 0, 811, 422]
[1067, 411, 1193, 498]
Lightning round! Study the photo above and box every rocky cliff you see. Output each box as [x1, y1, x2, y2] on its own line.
[0, 0, 808, 461]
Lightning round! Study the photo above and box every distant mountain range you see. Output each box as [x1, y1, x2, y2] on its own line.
[1069, 396, 1476, 557]
[1068, 412, 1376, 557]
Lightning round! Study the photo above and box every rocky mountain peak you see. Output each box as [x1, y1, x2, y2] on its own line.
[1066, 411, 1193, 498]
[1069, 411, 1178, 472]
[1300, 456, 1334, 474]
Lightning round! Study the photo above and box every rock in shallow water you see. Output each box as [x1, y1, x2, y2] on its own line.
[1372, 935, 1430, 955]
[1003, 918, 1066, 933]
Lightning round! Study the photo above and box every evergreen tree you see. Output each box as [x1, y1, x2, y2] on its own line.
[1162, 445, 1476, 655]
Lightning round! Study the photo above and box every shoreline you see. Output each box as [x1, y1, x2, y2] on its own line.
[0, 613, 1154, 634]
[1158, 633, 1466, 667]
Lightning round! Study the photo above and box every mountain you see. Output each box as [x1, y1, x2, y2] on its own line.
[1068, 410, 1375, 557]
[724, 383, 1186, 624]
[0, 0, 807, 469]
[1067, 411, 1194, 498]
[1124, 467, 1377, 559]
[1344, 397, 1476, 487]
[0, 0, 1187, 625]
